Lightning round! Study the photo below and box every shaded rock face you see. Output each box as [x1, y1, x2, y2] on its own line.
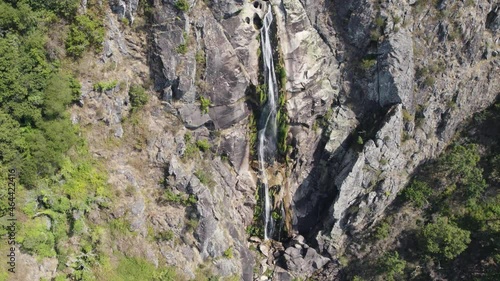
[63, 0, 499, 280]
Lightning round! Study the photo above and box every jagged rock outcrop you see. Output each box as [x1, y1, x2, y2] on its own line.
[59, 0, 500, 280]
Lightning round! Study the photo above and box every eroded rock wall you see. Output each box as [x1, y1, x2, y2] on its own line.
[69, 0, 500, 280]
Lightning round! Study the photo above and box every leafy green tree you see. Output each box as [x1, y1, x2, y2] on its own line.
[402, 180, 433, 207]
[421, 216, 471, 259]
[27, 0, 80, 18]
[377, 251, 406, 281]
[66, 14, 105, 57]
[129, 84, 149, 110]
[43, 72, 79, 118]
[439, 144, 486, 199]
[18, 217, 57, 258]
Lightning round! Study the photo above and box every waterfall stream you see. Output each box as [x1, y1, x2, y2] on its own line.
[258, 7, 279, 240]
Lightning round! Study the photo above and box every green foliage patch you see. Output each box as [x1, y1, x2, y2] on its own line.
[129, 84, 149, 110]
[420, 216, 471, 259]
[174, 0, 190, 12]
[377, 252, 406, 281]
[199, 96, 211, 113]
[65, 14, 105, 57]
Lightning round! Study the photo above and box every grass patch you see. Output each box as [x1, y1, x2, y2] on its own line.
[93, 80, 118, 92]
[176, 43, 188, 54]
[194, 169, 215, 188]
[174, 0, 190, 12]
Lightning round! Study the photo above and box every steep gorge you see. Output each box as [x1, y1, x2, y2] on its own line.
[8, 0, 499, 280]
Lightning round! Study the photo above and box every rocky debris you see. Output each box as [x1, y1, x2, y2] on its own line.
[282, 243, 329, 278]
[376, 29, 415, 109]
[109, 0, 139, 23]
[14, 253, 58, 281]
[486, 5, 499, 32]
[178, 103, 211, 129]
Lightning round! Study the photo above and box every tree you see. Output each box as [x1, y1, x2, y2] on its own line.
[402, 180, 433, 207]
[378, 251, 406, 281]
[421, 216, 471, 260]
[439, 144, 486, 199]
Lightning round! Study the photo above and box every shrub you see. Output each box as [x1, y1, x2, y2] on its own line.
[176, 43, 187, 54]
[109, 218, 132, 236]
[420, 216, 471, 259]
[93, 80, 118, 92]
[43, 73, 80, 118]
[439, 144, 486, 199]
[402, 180, 433, 207]
[361, 58, 377, 70]
[375, 16, 385, 28]
[377, 252, 406, 281]
[423, 76, 435, 87]
[374, 221, 390, 240]
[66, 14, 105, 57]
[199, 96, 211, 113]
[186, 218, 199, 231]
[18, 217, 57, 258]
[174, 0, 190, 12]
[402, 109, 413, 122]
[184, 143, 199, 159]
[163, 189, 183, 204]
[357, 135, 364, 145]
[196, 139, 211, 152]
[129, 84, 149, 110]
[370, 29, 381, 41]
[223, 247, 233, 258]
[195, 51, 206, 65]
[194, 169, 215, 188]
[156, 230, 174, 241]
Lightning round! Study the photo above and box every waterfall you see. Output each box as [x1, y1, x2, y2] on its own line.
[258, 6, 279, 241]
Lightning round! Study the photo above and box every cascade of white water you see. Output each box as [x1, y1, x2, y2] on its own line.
[258, 6, 279, 241]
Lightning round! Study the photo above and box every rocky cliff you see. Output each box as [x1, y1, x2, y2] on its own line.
[39, 0, 499, 280]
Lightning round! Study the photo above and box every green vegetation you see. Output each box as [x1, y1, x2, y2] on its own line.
[18, 217, 57, 258]
[421, 216, 471, 259]
[156, 230, 175, 241]
[275, 54, 289, 158]
[0, 2, 147, 279]
[356, 135, 364, 145]
[196, 139, 211, 152]
[360, 58, 377, 70]
[377, 252, 406, 281]
[223, 247, 233, 259]
[402, 109, 413, 123]
[129, 84, 149, 110]
[246, 183, 264, 238]
[116, 256, 178, 281]
[182, 133, 212, 159]
[195, 51, 206, 65]
[93, 80, 118, 92]
[176, 43, 188, 54]
[346, 101, 500, 280]
[374, 220, 391, 240]
[194, 169, 215, 188]
[163, 189, 197, 206]
[199, 95, 211, 113]
[375, 16, 385, 28]
[402, 180, 433, 207]
[174, 0, 190, 12]
[370, 29, 382, 42]
[66, 14, 105, 57]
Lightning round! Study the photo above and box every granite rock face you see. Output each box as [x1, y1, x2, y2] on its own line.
[27, 0, 497, 280]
